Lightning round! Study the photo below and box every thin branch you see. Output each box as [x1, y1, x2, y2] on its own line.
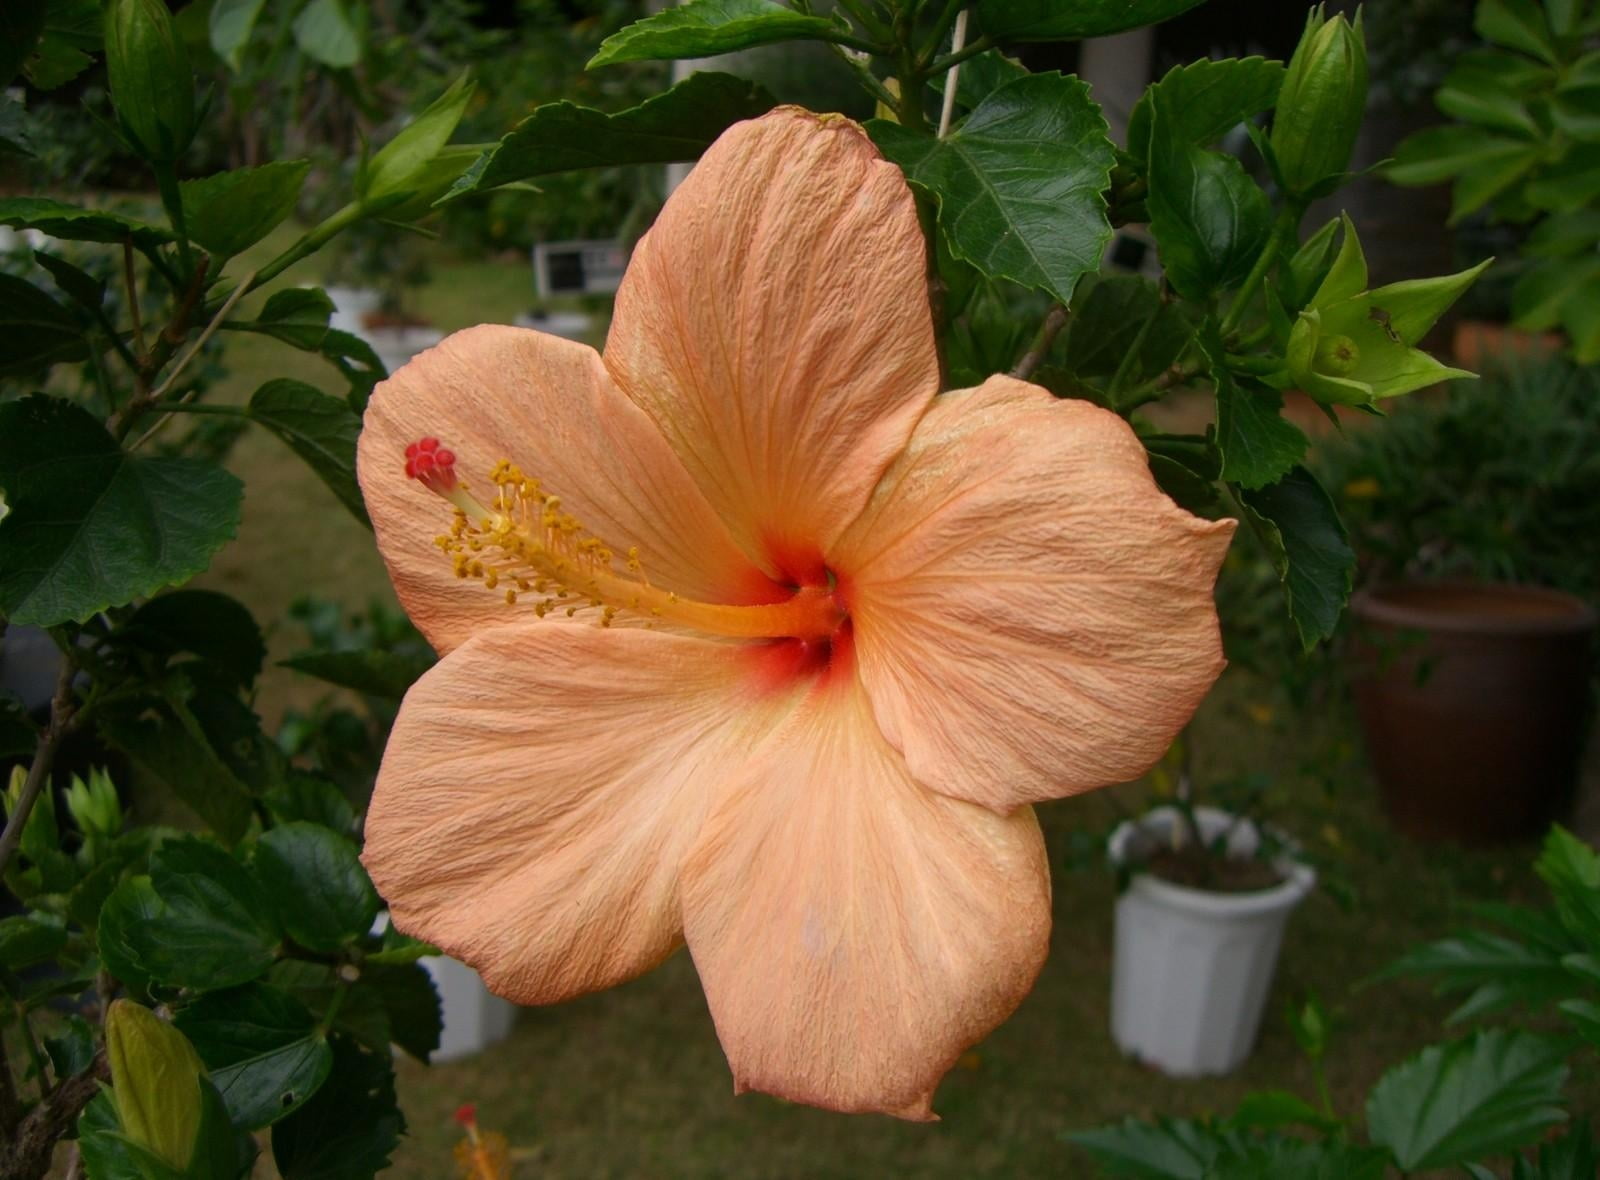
[936, 9, 969, 138]
[127, 270, 257, 450]
[1010, 304, 1069, 380]
[121, 238, 147, 360]
[0, 1052, 109, 1180]
[0, 659, 77, 876]
[0, 1030, 20, 1145]
[925, 32, 994, 75]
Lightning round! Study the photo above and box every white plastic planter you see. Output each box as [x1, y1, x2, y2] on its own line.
[366, 326, 445, 376]
[372, 914, 515, 1063]
[1108, 806, 1315, 1077]
[323, 285, 381, 338]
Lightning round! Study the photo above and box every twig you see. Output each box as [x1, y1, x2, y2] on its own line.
[937, 9, 969, 138]
[128, 270, 257, 450]
[0, 659, 77, 876]
[122, 238, 147, 360]
[0, 1031, 20, 1145]
[1010, 304, 1069, 380]
[0, 1052, 109, 1180]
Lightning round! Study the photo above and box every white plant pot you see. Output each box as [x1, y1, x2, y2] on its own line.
[1107, 806, 1315, 1077]
[365, 326, 445, 376]
[322, 285, 381, 338]
[373, 914, 516, 1063]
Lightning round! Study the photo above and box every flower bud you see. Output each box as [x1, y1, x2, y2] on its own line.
[104, 0, 197, 162]
[106, 1000, 206, 1172]
[1271, 5, 1368, 198]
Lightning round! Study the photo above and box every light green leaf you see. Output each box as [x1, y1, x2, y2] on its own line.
[291, 0, 360, 69]
[1365, 1029, 1570, 1171]
[364, 73, 474, 203]
[1067, 1116, 1224, 1179]
[0, 395, 241, 626]
[209, 0, 264, 69]
[1535, 826, 1600, 951]
[1475, 0, 1558, 65]
[446, 72, 776, 198]
[589, 0, 840, 68]
[976, 0, 1206, 41]
[1237, 466, 1353, 650]
[870, 72, 1115, 305]
[180, 160, 310, 258]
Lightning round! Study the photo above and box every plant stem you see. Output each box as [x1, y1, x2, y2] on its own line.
[833, 0, 894, 46]
[0, 660, 77, 878]
[121, 238, 147, 360]
[15, 1011, 47, 1099]
[1010, 304, 1069, 379]
[250, 200, 366, 292]
[143, 401, 249, 416]
[127, 270, 257, 449]
[153, 161, 192, 275]
[936, 9, 969, 137]
[1218, 202, 1302, 338]
[0, 1031, 20, 1146]
[921, 0, 967, 65]
[925, 33, 994, 75]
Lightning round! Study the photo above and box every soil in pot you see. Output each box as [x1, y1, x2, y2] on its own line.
[1140, 847, 1285, 893]
[1350, 581, 1597, 844]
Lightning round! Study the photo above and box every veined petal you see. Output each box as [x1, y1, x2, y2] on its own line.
[681, 677, 1051, 1120]
[357, 325, 773, 655]
[604, 109, 939, 580]
[833, 376, 1235, 813]
[363, 621, 803, 1005]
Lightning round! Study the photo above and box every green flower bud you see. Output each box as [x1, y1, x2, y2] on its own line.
[1314, 332, 1360, 375]
[104, 0, 197, 163]
[106, 1000, 206, 1172]
[1271, 5, 1368, 198]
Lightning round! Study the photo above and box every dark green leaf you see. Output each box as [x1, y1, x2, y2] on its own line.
[1475, 0, 1557, 65]
[0, 273, 86, 375]
[1141, 433, 1222, 513]
[1, 2, 46, 88]
[1380, 930, 1577, 1023]
[268, 961, 392, 1057]
[1214, 377, 1308, 490]
[45, 1013, 96, 1079]
[35, 250, 106, 311]
[1561, 998, 1600, 1046]
[359, 962, 441, 1063]
[1535, 826, 1600, 951]
[271, 1037, 405, 1180]
[1126, 57, 1285, 164]
[291, 0, 360, 69]
[225, 290, 385, 400]
[1237, 466, 1353, 650]
[365, 919, 438, 967]
[262, 774, 356, 836]
[117, 589, 266, 688]
[1387, 124, 1536, 189]
[446, 72, 776, 198]
[0, 395, 242, 626]
[97, 839, 281, 992]
[247, 379, 367, 525]
[928, 50, 1029, 112]
[1147, 109, 1271, 299]
[279, 649, 433, 698]
[589, 0, 839, 68]
[1207, 1139, 1387, 1180]
[253, 823, 378, 953]
[78, 1090, 148, 1180]
[1067, 1117, 1226, 1179]
[871, 72, 1115, 305]
[1512, 1120, 1599, 1180]
[1365, 1029, 1570, 1171]
[176, 983, 333, 1129]
[1227, 1090, 1340, 1133]
[1438, 59, 1542, 136]
[0, 196, 169, 245]
[0, 912, 66, 968]
[976, 0, 1206, 41]
[180, 160, 311, 258]
[1060, 274, 1197, 404]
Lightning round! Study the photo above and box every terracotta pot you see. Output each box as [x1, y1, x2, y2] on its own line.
[1349, 582, 1597, 844]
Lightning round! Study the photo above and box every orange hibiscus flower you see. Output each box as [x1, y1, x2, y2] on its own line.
[356, 107, 1234, 1119]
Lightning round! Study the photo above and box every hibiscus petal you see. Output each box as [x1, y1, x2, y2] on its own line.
[833, 376, 1236, 812]
[357, 325, 771, 654]
[604, 109, 939, 580]
[363, 621, 802, 1004]
[681, 678, 1051, 1120]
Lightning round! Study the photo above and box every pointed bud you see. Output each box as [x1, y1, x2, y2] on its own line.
[106, 1000, 206, 1172]
[104, 0, 197, 162]
[1271, 5, 1368, 198]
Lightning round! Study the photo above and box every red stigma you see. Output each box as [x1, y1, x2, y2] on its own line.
[404, 438, 457, 493]
[454, 1102, 477, 1127]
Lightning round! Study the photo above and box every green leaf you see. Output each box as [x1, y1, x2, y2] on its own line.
[1475, 0, 1558, 65]
[1512, 1121, 1600, 1180]
[1535, 826, 1600, 951]
[0, 912, 67, 968]
[271, 1037, 405, 1180]
[1127, 57, 1285, 164]
[446, 72, 777, 199]
[45, 1013, 96, 1079]
[176, 983, 333, 1129]
[247, 379, 367, 525]
[0, 195, 169, 245]
[1067, 1117, 1225, 1179]
[36, 250, 106, 312]
[1560, 998, 1600, 1046]
[1207, 1139, 1387, 1180]
[1140, 433, 1222, 513]
[1525, 152, 1600, 213]
[1214, 378, 1308, 491]
[928, 50, 1030, 113]
[180, 160, 311, 258]
[364, 919, 438, 967]
[364, 74, 474, 204]
[78, 1090, 148, 1180]
[589, 0, 840, 68]
[0, 273, 86, 375]
[226, 288, 385, 399]
[976, 0, 1206, 41]
[871, 72, 1115, 306]
[1226, 1090, 1341, 1133]
[358, 962, 441, 1064]
[105, 998, 208, 1172]
[279, 649, 434, 699]
[1437, 57, 1543, 136]
[291, 0, 360, 69]
[117, 589, 266, 688]
[1237, 466, 1353, 650]
[1511, 256, 1600, 330]
[1146, 109, 1270, 300]
[0, 396, 242, 626]
[209, 0, 264, 69]
[1, 2, 46, 88]
[252, 823, 378, 954]
[1387, 124, 1536, 187]
[1060, 274, 1197, 405]
[1380, 930, 1577, 1023]
[262, 774, 355, 837]
[97, 839, 281, 992]
[1365, 1029, 1570, 1171]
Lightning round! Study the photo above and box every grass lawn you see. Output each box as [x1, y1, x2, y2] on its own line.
[192, 241, 1595, 1177]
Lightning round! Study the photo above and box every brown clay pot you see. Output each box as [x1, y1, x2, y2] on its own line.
[1349, 582, 1597, 844]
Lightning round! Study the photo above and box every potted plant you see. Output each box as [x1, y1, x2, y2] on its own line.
[1320, 357, 1600, 842]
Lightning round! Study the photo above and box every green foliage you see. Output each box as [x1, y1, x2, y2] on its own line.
[175, 984, 334, 1129]
[974, 0, 1207, 41]
[179, 162, 313, 259]
[1269, 6, 1368, 198]
[246, 380, 367, 524]
[1236, 467, 1355, 651]
[871, 73, 1115, 306]
[588, 0, 843, 68]
[252, 824, 379, 954]
[1125, 57, 1286, 164]
[104, 0, 196, 162]
[0, 396, 242, 627]
[270, 1037, 406, 1180]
